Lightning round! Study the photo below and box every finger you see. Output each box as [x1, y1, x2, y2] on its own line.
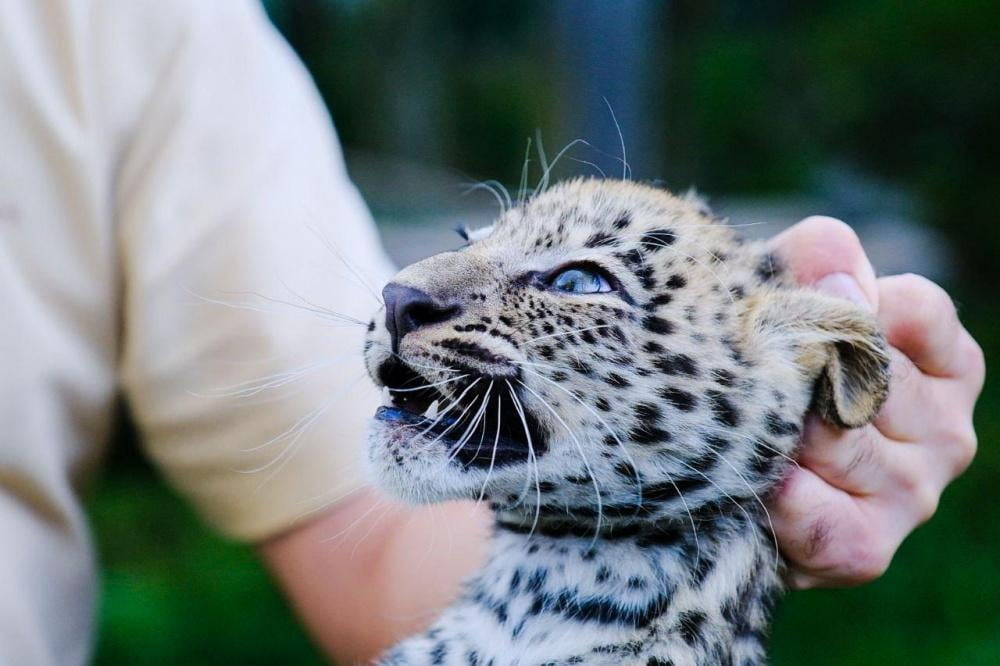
[770, 216, 879, 309]
[952, 327, 987, 401]
[870, 347, 934, 443]
[877, 274, 964, 378]
[796, 415, 890, 496]
[771, 466, 891, 586]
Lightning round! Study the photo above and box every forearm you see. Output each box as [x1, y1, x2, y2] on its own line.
[259, 489, 489, 664]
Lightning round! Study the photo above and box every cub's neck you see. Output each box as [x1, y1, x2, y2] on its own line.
[454, 507, 783, 664]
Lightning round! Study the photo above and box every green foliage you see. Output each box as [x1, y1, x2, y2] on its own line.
[89, 463, 324, 665]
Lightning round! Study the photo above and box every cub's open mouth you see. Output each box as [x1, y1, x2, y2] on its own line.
[374, 361, 547, 468]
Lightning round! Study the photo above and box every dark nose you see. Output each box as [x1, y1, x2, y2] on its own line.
[382, 283, 461, 352]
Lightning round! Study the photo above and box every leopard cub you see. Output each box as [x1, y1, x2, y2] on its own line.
[363, 179, 889, 665]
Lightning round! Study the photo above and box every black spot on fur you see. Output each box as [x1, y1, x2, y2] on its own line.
[707, 390, 741, 427]
[653, 353, 699, 377]
[633, 263, 657, 290]
[438, 339, 508, 365]
[642, 315, 675, 335]
[677, 610, 707, 645]
[643, 293, 674, 311]
[665, 274, 687, 289]
[712, 368, 736, 387]
[643, 340, 665, 354]
[526, 569, 548, 593]
[430, 640, 448, 664]
[615, 249, 645, 269]
[585, 231, 618, 248]
[634, 402, 662, 423]
[629, 425, 671, 445]
[659, 386, 697, 411]
[614, 460, 639, 480]
[594, 396, 612, 412]
[604, 373, 631, 388]
[755, 252, 782, 282]
[765, 411, 800, 437]
[641, 229, 677, 249]
[627, 576, 647, 590]
[646, 658, 673, 666]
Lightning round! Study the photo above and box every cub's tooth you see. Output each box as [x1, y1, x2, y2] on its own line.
[424, 399, 440, 420]
[382, 387, 392, 405]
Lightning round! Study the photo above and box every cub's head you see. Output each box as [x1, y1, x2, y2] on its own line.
[363, 179, 889, 531]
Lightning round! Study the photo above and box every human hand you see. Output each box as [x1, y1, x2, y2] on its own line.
[767, 216, 985, 588]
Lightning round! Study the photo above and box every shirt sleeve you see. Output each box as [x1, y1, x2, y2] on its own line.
[117, 0, 395, 541]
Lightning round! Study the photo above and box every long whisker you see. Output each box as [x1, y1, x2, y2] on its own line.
[462, 181, 509, 215]
[476, 397, 505, 504]
[387, 374, 469, 393]
[407, 378, 484, 451]
[305, 223, 385, 306]
[319, 495, 389, 545]
[506, 381, 543, 536]
[538, 138, 591, 193]
[518, 136, 533, 206]
[515, 378, 605, 546]
[192, 357, 349, 399]
[446, 383, 493, 463]
[711, 451, 781, 573]
[522, 324, 617, 345]
[603, 97, 630, 180]
[195, 290, 370, 327]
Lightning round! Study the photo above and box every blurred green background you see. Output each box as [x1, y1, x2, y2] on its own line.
[88, 1, 999, 664]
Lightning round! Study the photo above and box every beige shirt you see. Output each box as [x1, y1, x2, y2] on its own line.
[0, 1, 393, 663]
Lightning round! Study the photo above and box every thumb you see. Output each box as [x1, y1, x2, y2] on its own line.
[769, 216, 879, 311]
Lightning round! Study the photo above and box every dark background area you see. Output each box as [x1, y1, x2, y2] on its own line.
[89, 1, 999, 664]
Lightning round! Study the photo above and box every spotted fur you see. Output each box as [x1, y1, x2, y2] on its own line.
[363, 179, 890, 665]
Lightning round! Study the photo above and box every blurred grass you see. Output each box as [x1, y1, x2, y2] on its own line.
[89, 298, 996, 664]
[88, 463, 324, 665]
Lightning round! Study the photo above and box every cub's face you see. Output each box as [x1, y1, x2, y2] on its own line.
[363, 179, 888, 527]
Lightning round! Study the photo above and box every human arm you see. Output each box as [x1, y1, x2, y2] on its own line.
[260, 492, 490, 663]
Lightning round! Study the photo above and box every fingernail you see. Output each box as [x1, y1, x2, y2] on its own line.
[813, 272, 871, 310]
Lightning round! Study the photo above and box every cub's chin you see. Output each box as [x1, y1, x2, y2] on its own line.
[365, 418, 482, 505]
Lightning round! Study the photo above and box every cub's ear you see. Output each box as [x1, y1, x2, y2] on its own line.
[742, 289, 891, 428]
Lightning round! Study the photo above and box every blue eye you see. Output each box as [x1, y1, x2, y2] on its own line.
[551, 267, 614, 294]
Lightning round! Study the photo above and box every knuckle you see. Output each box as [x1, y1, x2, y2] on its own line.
[891, 274, 955, 324]
[852, 543, 891, 582]
[848, 522, 892, 581]
[891, 460, 941, 524]
[912, 483, 941, 524]
[961, 333, 986, 388]
[947, 420, 978, 473]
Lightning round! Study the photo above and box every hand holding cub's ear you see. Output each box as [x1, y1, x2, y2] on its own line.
[767, 217, 984, 589]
